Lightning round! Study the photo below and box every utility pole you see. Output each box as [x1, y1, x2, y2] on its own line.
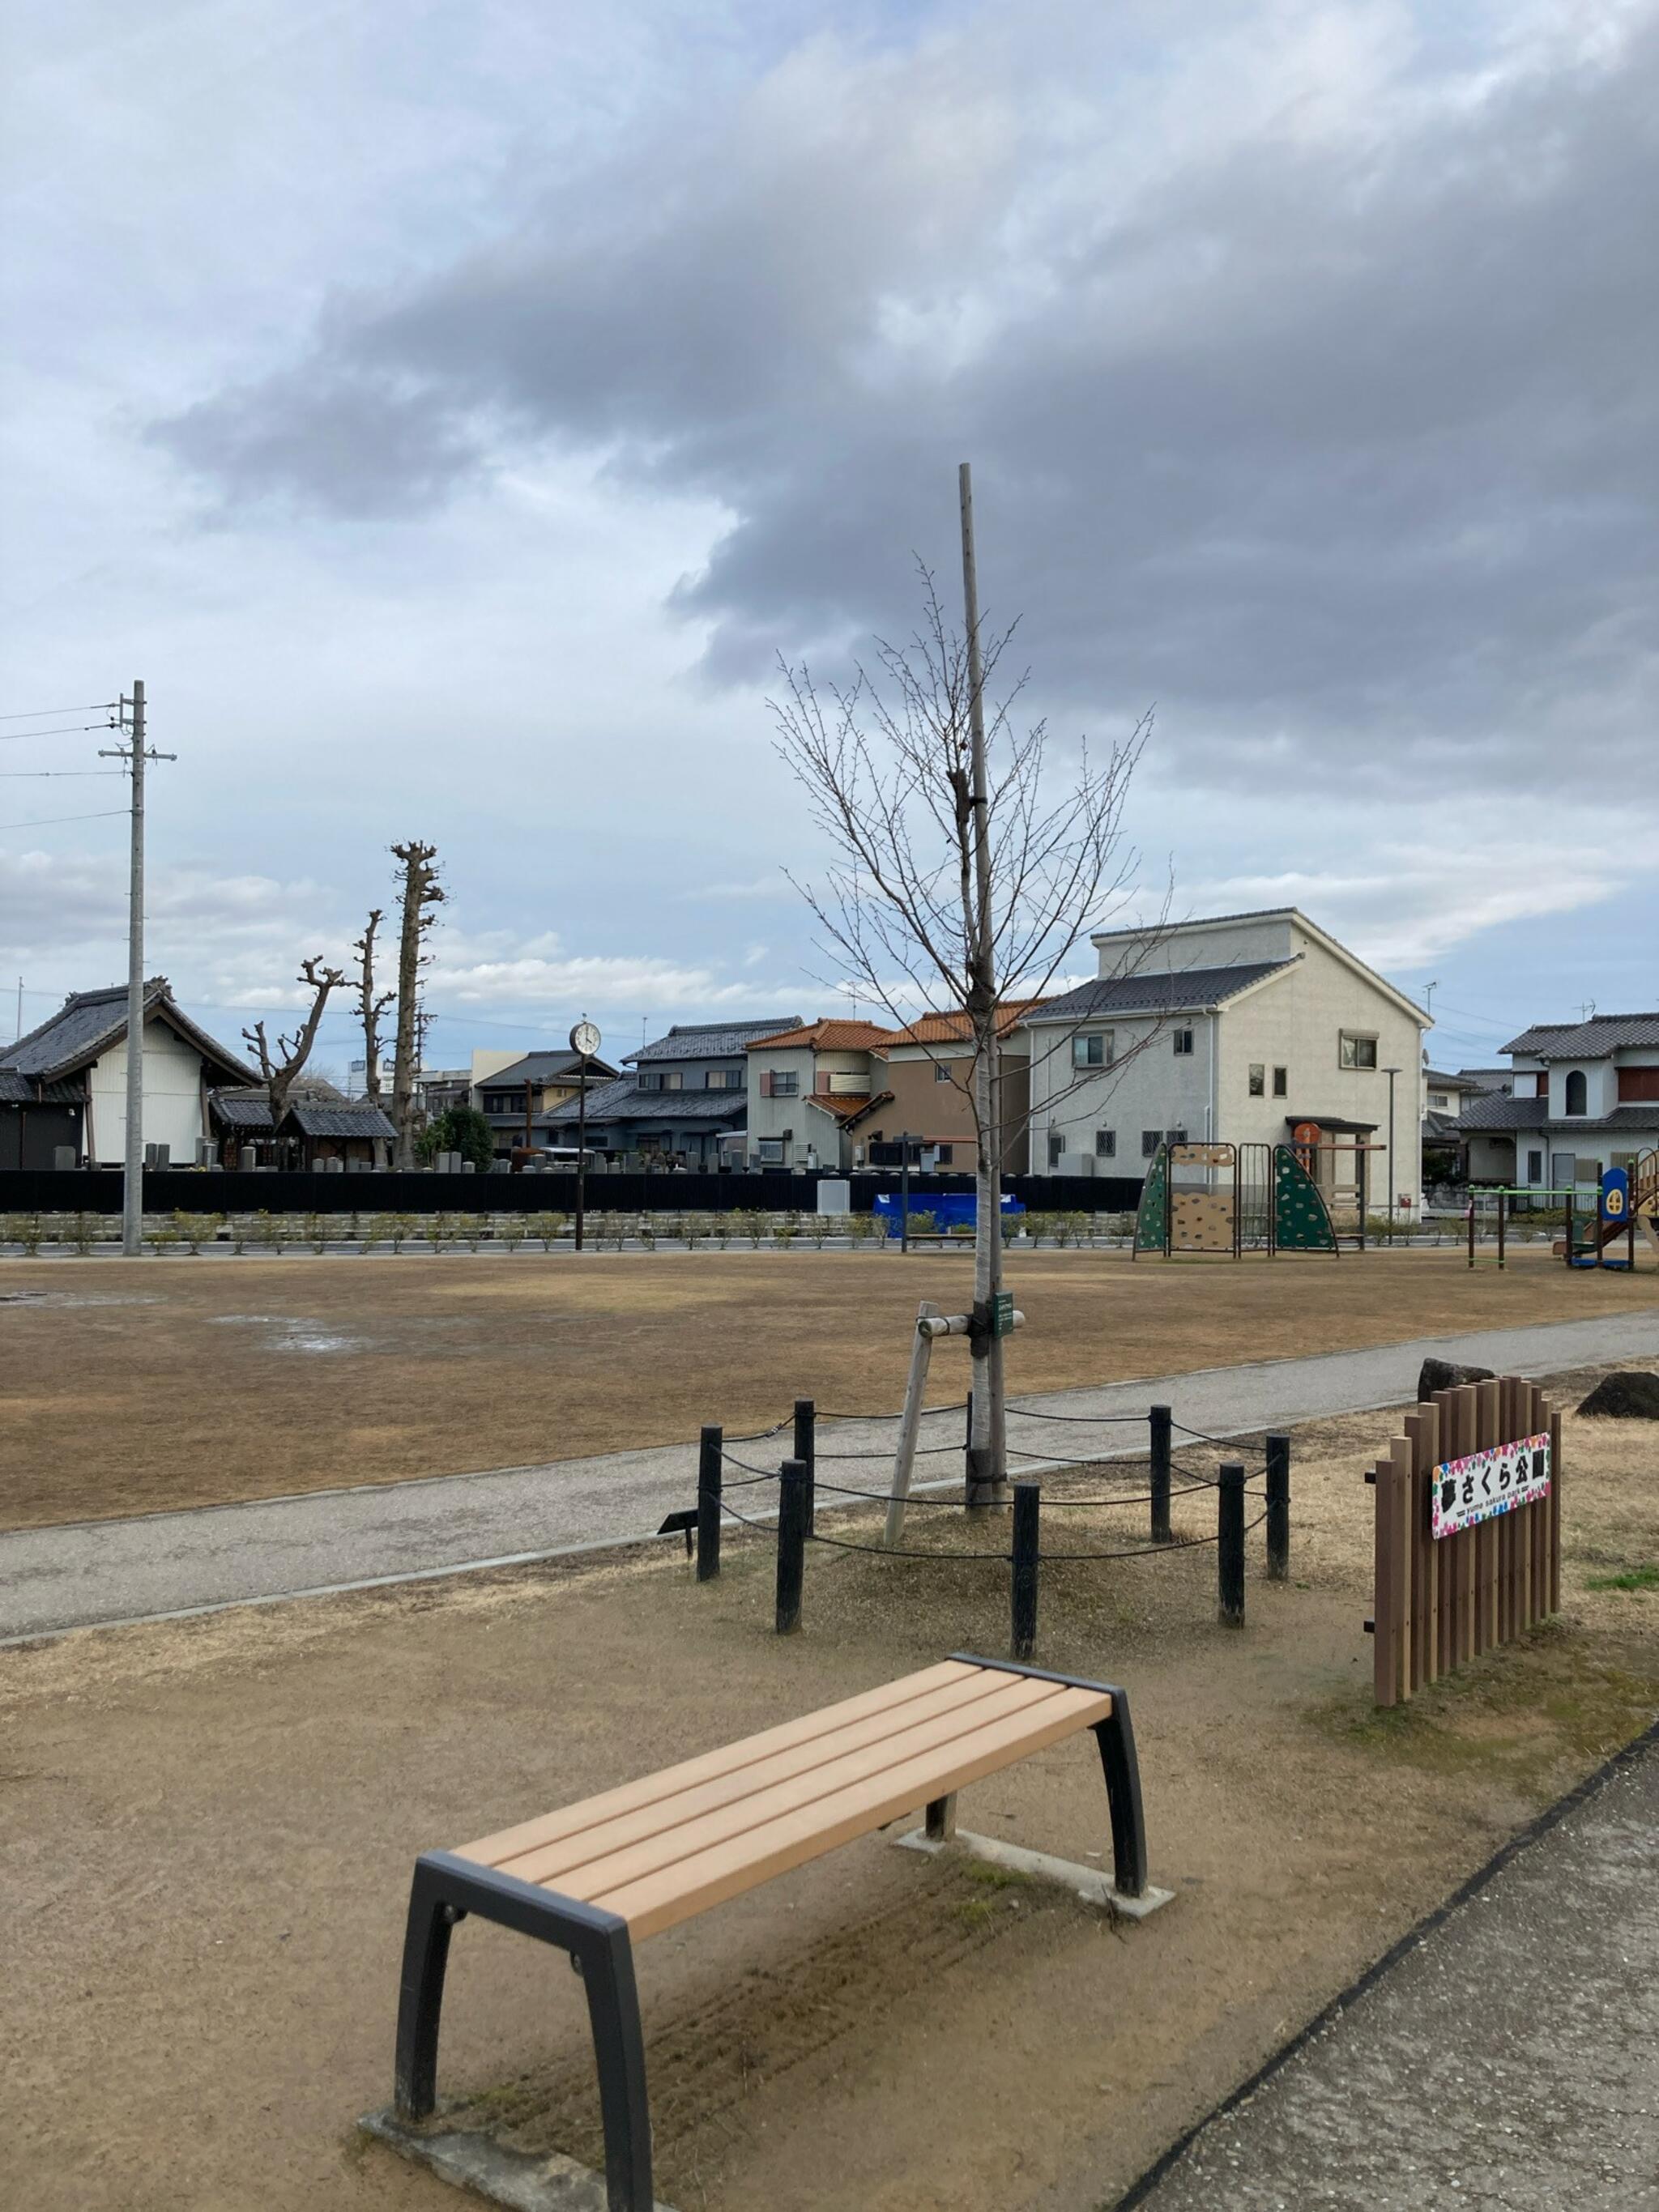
[959, 463, 1006, 1506]
[100, 681, 174, 1256]
[13, 978, 21, 1042]
[1384, 1066, 1401, 1241]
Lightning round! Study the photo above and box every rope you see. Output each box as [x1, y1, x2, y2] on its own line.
[812, 1438, 964, 1458]
[1171, 1421, 1269, 1456]
[1004, 1406, 1147, 1426]
[815, 1402, 967, 1421]
[727, 1419, 792, 1443]
[719, 1451, 785, 1479]
[806, 1528, 1009, 1562]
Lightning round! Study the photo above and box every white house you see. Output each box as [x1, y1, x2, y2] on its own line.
[1457, 1013, 1659, 1189]
[743, 1018, 898, 1170]
[0, 978, 255, 1166]
[1022, 909, 1429, 1213]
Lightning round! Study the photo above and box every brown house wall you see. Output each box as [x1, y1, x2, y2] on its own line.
[866, 1054, 1030, 1171]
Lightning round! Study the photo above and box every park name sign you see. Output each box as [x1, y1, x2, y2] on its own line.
[1431, 1432, 1551, 1541]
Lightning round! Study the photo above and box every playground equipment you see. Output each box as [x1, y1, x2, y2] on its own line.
[1559, 1152, 1659, 1270]
[1133, 1141, 1339, 1257]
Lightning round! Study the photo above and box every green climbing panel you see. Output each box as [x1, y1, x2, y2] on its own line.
[1273, 1144, 1339, 1252]
[1135, 1144, 1170, 1253]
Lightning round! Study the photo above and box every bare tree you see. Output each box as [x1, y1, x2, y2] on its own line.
[243, 956, 347, 1146]
[771, 465, 1154, 1505]
[352, 906, 395, 1106]
[389, 841, 445, 1168]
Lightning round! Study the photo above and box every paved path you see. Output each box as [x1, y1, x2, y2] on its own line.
[4, 1312, 1656, 1643]
[1115, 1729, 1659, 2210]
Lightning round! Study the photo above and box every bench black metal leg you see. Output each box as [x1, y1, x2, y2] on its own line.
[394, 1854, 465, 2121]
[388, 1851, 655, 2211]
[580, 1923, 653, 2212]
[948, 1653, 1149, 1901]
[1091, 1690, 1149, 1900]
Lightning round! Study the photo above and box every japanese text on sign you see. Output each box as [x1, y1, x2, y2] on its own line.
[1431, 1434, 1550, 1540]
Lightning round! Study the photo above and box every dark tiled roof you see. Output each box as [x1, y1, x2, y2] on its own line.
[629, 1017, 803, 1064]
[1503, 1014, 1659, 1058]
[1459, 1093, 1659, 1138]
[1023, 961, 1296, 1025]
[1455, 1067, 1512, 1093]
[481, 1050, 619, 1087]
[0, 978, 254, 1084]
[1424, 1069, 1475, 1089]
[0, 1070, 86, 1105]
[1422, 1110, 1465, 1143]
[544, 1077, 747, 1125]
[288, 1102, 396, 1139]
[211, 1091, 275, 1127]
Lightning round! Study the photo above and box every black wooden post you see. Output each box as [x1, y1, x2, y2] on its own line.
[965, 1387, 975, 1494]
[1218, 1463, 1246, 1626]
[696, 1424, 723, 1583]
[1149, 1404, 1173, 1543]
[1563, 1188, 1573, 1268]
[775, 1458, 809, 1634]
[793, 1398, 816, 1535]
[1497, 1188, 1507, 1271]
[1265, 1434, 1290, 1581]
[1010, 1479, 1041, 1660]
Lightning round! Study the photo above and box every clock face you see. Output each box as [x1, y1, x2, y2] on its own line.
[569, 1019, 601, 1059]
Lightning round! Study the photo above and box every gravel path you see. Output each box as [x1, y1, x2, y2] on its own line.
[4, 1311, 1656, 1642]
[1108, 1729, 1659, 2211]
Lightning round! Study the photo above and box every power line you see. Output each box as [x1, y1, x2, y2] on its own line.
[0, 722, 118, 742]
[0, 702, 115, 720]
[0, 808, 128, 830]
[0, 769, 125, 778]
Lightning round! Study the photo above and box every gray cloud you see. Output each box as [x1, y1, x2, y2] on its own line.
[148, 5, 1659, 811]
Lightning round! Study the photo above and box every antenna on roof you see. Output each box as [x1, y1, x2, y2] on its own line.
[1580, 1000, 1596, 1022]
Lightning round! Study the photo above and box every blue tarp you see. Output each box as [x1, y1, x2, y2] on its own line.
[871, 1191, 1024, 1229]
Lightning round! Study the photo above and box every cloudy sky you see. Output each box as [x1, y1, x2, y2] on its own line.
[3, 0, 1654, 1081]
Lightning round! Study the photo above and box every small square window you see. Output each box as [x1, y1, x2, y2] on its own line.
[1339, 1033, 1378, 1070]
[934, 1144, 953, 1165]
[1248, 1063, 1265, 1097]
[1273, 1066, 1287, 1097]
[934, 1060, 953, 1082]
[1073, 1029, 1113, 1068]
[1095, 1129, 1115, 1158]
[1141, 1129, 1162, 1158]
[1172, 1028, 1194, 1056]
[1048, 1131, 1065, 1167]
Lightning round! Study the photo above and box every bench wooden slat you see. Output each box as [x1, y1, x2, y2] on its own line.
[460, 1659, 978, 1868]
[493, 1667, 1028, 1888]
[588, 1682, 1111, 1939]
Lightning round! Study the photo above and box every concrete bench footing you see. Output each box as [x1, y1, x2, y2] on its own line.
[360, 2108, 678, 2211]
[894, 1824, 1175, 1920]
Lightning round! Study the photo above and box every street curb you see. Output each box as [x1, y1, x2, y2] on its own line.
[1104, 1709, 1659, 2210]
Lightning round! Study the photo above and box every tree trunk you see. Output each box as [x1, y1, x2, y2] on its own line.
[390, 843, 441, 1170]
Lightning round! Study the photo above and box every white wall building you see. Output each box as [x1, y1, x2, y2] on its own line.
[1457, 1014, 1659, 1188]
[1022, 909, 1429, 1213]
[0, 978, 255, 1166]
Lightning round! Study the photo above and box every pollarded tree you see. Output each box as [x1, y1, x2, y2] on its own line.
[243, 956, 348, 1141]
[770, 465, 1158, 1506]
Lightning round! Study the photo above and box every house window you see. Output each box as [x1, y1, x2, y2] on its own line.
[1248, 1063, 1265, 1097]
[1527, 1149, 1543, 1183]
[1339, 1033, 1378, 1070]
[933, 1144, 953, 1166]
[757, 1138, 785, 1164]
[1141, 1130, 1162, 1158]
[706, 1069, 740, 1090]
[1430, 1093, 1448, 1110]
[1095, 1129, 1115, 1158]
[1172, 1028, 1194, 1056]
[1048, 1131, 1064, 1168]
[635, 1072, 663, 1093]
[1563, 1069, 1588, 1116]
[1273, 1066, 1287, 1097]
[1073, 1030, 1113, 1068]
[761, 1069, 799, 1097]
[934, 1060, 953, 1082]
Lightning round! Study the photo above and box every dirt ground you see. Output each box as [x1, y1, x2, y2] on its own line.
[2, 1365, 1654, 2212]
[3, 1245, 1652, 1528]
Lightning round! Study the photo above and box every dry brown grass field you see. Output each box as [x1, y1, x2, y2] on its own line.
[2, 1244, 1652, 1528]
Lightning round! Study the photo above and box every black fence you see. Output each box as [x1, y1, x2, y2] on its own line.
[0, 1166, 1145, 1217]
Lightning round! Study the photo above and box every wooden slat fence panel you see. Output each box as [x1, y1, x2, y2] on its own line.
[1371, 1375, 1561, 1706]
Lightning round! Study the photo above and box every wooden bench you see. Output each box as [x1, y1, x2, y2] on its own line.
[383, 1654, 1154, 2211]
